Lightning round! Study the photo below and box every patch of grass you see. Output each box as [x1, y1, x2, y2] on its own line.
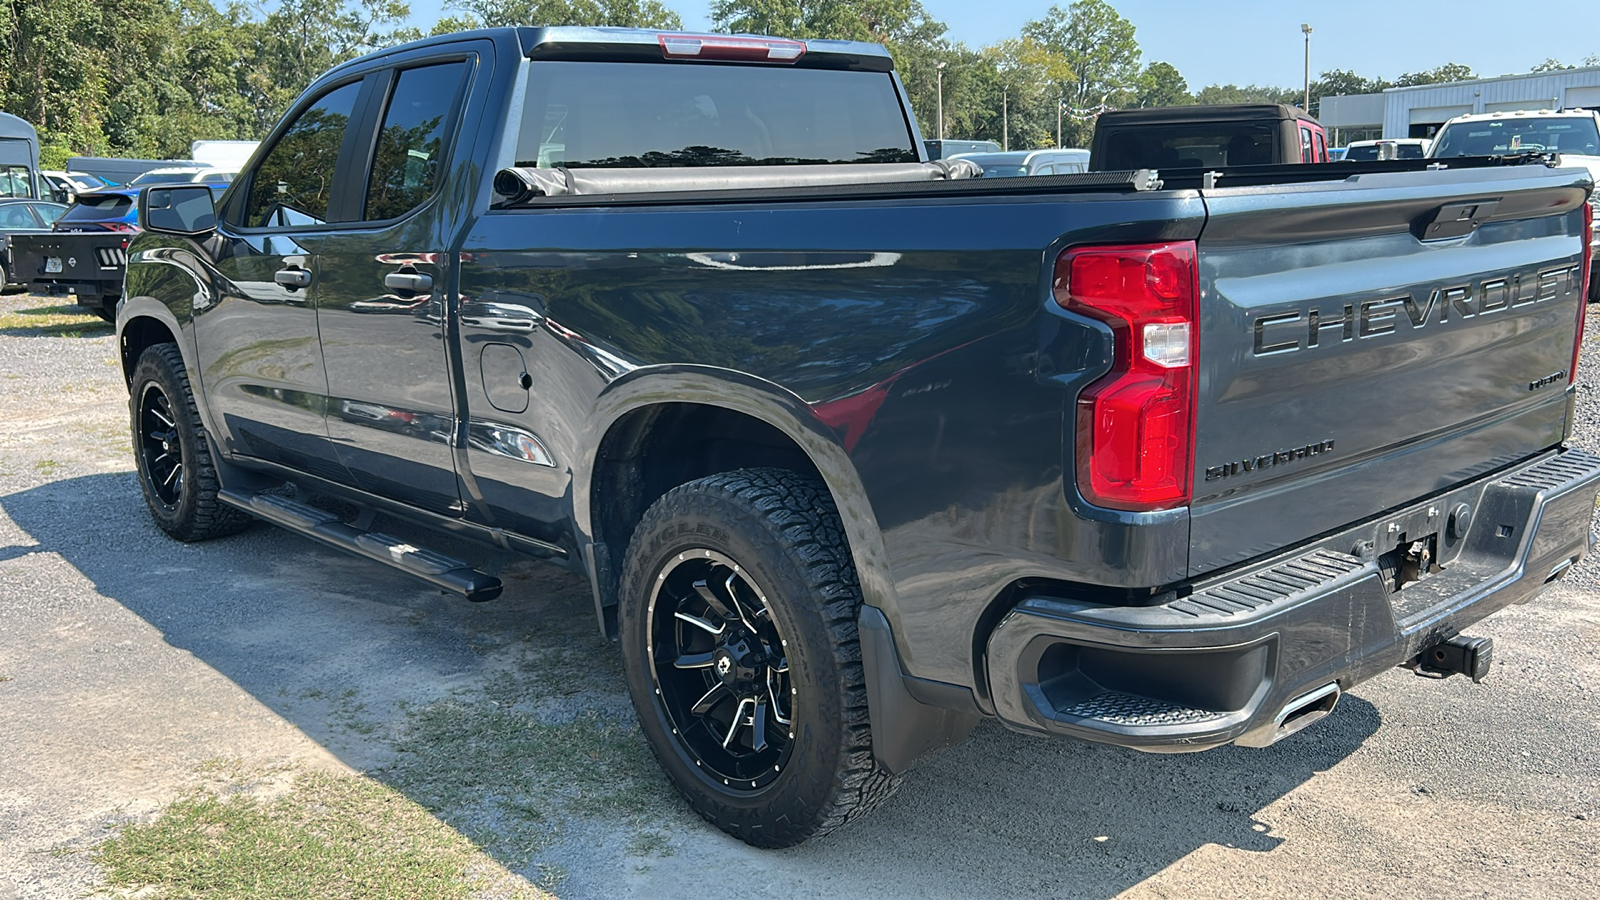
[93, 770, 550, 900]
[379, 632, 679, 865]
[625, 829, 675, 858]
[0, 301, 110, 338]
[34, 459, 59, 474]
[397, 702, 667, 820]
[535, 863, 567, 892]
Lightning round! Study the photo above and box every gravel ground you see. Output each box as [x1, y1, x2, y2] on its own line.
[1, 291, 1597, 899]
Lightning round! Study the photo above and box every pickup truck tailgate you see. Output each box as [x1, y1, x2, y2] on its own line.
[1189, 165, 1592, 576]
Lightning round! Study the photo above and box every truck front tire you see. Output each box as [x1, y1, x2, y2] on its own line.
[618, 468, 898, 847]
[130, 343, 252, 542]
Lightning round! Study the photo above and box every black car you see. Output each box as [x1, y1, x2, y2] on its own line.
[0, 198, 66, 289]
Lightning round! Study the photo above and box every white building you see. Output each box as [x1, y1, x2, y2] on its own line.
[1320, 66, 1600, 144]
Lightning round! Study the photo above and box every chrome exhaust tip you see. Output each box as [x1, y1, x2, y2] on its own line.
[1236, 682, 1340, 747]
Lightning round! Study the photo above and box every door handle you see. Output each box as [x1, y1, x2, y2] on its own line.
[460, 301, 541, 334]
[274, 267, 312, 289]
[384, 271, 434, 293]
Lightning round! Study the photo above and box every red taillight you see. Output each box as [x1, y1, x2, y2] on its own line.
[658, 34, 805, 63]
[1056, 241, 1199, 511]
[1574, 200, 1592, 385]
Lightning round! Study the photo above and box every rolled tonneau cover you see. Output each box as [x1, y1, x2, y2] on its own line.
[494, 159, 983, 202]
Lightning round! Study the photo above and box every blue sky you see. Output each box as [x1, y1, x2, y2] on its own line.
[403, 1, 1600, 90]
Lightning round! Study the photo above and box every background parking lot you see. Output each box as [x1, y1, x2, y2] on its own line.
[1, 292, 1596, 899]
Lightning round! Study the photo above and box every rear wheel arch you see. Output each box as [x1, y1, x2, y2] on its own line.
[580, 373, 899, 641]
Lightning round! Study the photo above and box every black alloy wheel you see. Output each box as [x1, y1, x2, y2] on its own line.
[137, 381, 185, 509]
[129, 343, 252, 541]
[647, 549, 794, 791]
[619, 468, 898, 848]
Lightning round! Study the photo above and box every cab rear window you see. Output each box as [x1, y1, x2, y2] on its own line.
[1098, 123, 1276, 169]
[516, 61, 918, 168]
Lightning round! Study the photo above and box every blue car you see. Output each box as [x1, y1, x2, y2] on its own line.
[52, 187, 142, 233]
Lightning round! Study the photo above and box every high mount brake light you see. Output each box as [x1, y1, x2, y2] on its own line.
[1055, 241, 1200, 512]
[1574, 200, 1592, 386]
[657, 34, 806, 63]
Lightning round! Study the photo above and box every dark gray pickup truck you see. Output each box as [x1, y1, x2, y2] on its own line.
[116, 26, 1597, 847]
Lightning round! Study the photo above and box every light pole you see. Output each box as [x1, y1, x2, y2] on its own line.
[1003, 85, 1009, 151]
[1301, 23, 1313, 113]
[1057, 97, 1064, 148]
[936, 61, 947, 141]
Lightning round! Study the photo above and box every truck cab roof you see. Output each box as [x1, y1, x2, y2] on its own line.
[1096, 104, 1321, 126]
[325, 26, 896, 80]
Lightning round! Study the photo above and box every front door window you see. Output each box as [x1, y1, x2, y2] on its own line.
[241, 80, 364, 229]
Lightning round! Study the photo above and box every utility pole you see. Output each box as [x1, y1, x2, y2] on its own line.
[1301, 23, 1313, 113]
[936, 61, 947, 141]
[1057, 97, 1063, 148]
[1003, 85, 1009, 151]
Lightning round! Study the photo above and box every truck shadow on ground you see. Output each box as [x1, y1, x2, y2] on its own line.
[2, 473, 1383, 900]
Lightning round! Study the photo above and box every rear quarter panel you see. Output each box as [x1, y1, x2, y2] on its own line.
[458, 190, 1206, 687]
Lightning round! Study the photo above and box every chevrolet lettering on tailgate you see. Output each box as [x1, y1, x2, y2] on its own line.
[1253, 263, 1584, 356]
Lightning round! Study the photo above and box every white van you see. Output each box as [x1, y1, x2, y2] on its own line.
[947, 148, 1092, 177]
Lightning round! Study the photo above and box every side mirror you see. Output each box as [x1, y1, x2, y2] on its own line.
[140, 185, 217, 237]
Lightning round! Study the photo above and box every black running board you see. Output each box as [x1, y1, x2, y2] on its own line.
[220, 490, 504, 602]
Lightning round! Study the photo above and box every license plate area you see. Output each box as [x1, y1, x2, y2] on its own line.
[1378, 532, 1440, 593]
[44, 256, 62, 274]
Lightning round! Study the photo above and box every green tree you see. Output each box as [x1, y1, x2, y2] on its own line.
[0, 0, 114, 164]
[1313, 69, 1388, 99]
[102, 0, 265, 159]
[1531, 55, 1600, 71]
[1135, 61, 1189, 108]
[1393, 63, 1475, 87]
[1192, 83, 1295, 106]
[1298, 69, 1390, 118]
[979, 37, 1073, 147]
[710, 0, 978, 144]
[243, 0, 413, 135]
[1022, 0, 1141, 145]
[449, 0, 681, 29]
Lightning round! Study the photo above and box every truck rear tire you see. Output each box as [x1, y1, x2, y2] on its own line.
[618, 468, 898, 847]
[130, 343, 252, 542]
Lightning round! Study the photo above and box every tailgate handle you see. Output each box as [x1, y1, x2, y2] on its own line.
[1416, 198, 1500, 241]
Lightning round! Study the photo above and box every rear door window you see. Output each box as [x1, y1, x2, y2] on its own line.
[1299, 127, 1313, 163]
[517, 61, 918, 168]
[363, 60, 469, 221]
[0, 204, 36, 228]
[28, 203, 63, 226]
[240, 79, 364, 228]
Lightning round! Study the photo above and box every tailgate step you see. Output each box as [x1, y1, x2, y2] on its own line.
[1172, 549, 1370, 618]
[221, 489, 503, 602]
[1494, 450, 1600, 493]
